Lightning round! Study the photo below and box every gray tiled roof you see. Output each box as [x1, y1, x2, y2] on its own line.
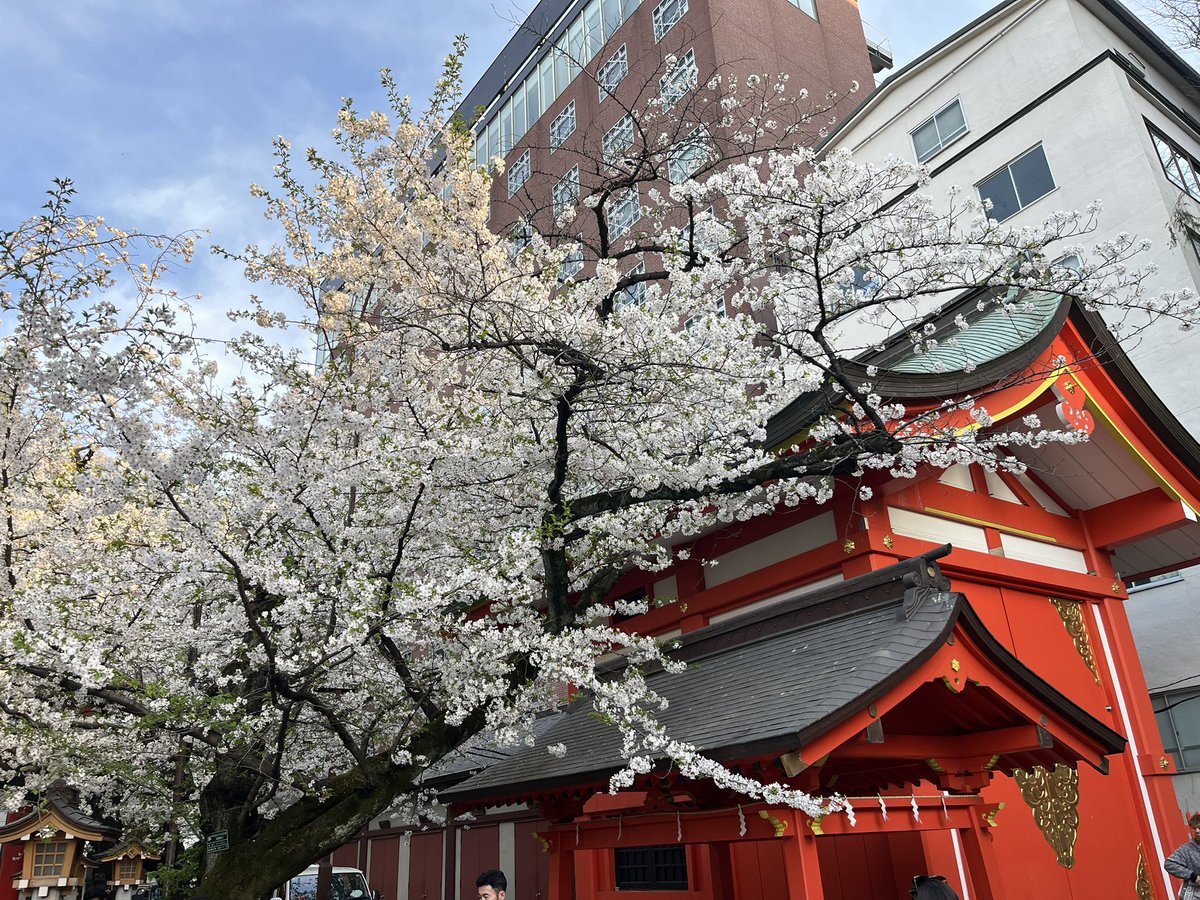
[0, 780, 120, 842]
[418, 711, 568, 784]
[444, 556, 958, 802]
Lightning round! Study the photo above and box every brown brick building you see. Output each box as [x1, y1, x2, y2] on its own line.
[459, 0, 883, 285]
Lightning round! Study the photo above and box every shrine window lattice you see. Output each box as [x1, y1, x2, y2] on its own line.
[614, 845, 689, 890]
[32, 840, 68, 878]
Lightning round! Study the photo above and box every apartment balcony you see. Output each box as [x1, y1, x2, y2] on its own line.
[862, 20, 894, 73]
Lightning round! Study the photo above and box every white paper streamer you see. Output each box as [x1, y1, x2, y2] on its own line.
[738, 804, 747, 837]
[677, 811, 683, 843]
[878, 795, 888, 821]
[910, 795, 921, 823]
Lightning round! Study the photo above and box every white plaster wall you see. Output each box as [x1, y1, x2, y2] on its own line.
[1127, 578, 1200, 697]
[704, 511, 836, 586]
[827, 0, 1200, 809]
[828, 0, 1200, 431]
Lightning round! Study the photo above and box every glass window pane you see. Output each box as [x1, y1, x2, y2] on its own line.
[513, 88, 526, 139]
[526, 77, 540, 124]
[508, 150, 531, 197]
[551, 102, 576, 151]
[554, 42, 571, 93]
[553, 166, 580, 219]
[912, 120, 940, 162]
[936, 100, 966, 142]
[500, 105, 513, 154]
[585, 1, 603, 61]
[1153, 133, 1177, 170]
[602, 0, 622, 38]
[599, 45, 628, 99]
[487, 118, 500, 163]
[540, 56, 556, 109]
[569, 19, 585, 76]
[1010, 145, 1055, 207]
[978, 168, 1020, 221]
[1182, 157, 1200, 197]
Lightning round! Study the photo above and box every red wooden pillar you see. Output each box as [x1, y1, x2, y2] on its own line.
[549, 844, 575, 900]
[957, 815, 1001, 900]
[1090, 597, 1179, 900]
[779, 824, 825, 900]
[707, 843, 737, 900]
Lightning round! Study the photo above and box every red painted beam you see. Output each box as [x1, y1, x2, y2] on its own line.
[1080, 488, 1197, 548]
[833, 725, 1050, 760]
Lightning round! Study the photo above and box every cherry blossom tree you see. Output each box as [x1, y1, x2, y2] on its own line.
[0, 47, 1194, 900]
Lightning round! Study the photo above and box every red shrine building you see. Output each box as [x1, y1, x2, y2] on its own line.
[325, 294, 1200, 900]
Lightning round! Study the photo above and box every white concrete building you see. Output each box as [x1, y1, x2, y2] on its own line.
[823, 0, 1200, 813]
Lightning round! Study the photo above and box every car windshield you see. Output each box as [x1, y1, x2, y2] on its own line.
[289, 872, 370, 899]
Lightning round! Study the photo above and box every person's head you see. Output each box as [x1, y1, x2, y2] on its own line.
[476, 869, 507, 900]
[1188, 811, 1200, 841]
[909, 874, 960, 900]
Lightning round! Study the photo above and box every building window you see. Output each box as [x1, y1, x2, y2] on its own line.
[608, 187, 642, 239]
[560, 242, 585, 282]
[1149, 123, 1200, 200]
[911, 99, 968, 163]
[653, 0, 688, 41]
[787, 0, 817, 17]
[618, 262, 647, 307]
[615, 845, 689, 890]
[976, 144, 1055, 222]
[117, 859, 139, 882]
[553, 166, 580, 220]
[508, 217, 534, 258]
[660, 48, 698, 110]
[1154, 688, 1200, 772]
[508, 150, 532, 198]
[32, 840, 68, 878]
[471, 0, 647, 167]
[550, 102, 576, 152]
[1127, 570, 1183, 591]
[598, 44, 629, 100]
[603, 114, 636, 167]
[685, 294, 727, 331]
[668, 126, 711, 183]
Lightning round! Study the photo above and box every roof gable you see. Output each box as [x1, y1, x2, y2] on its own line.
[442, 550, 1123, 806]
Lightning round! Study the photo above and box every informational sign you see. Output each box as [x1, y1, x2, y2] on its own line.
[206, 830, 230, 853]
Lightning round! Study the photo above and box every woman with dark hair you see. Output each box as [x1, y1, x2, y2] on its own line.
[909, 874, 961, 899]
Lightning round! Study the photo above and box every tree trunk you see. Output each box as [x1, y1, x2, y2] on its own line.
[194, 716, 486, 899]
[195, 763, 413, 898]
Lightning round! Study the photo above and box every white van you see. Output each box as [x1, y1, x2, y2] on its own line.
[271, 865, 378, 900]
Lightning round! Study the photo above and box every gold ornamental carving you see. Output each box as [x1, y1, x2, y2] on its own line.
[1049, 597, 1101, 685]
[1013, 764, 1080, 868]
[1135, 844, 1153, 900]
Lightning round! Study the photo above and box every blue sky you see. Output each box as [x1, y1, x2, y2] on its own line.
[0, 0, 1162, 355]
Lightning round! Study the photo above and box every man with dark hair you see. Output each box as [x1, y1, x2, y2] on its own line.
[1166, 812, 1200, 899]
[475, 868, 507, 900]
[909, 874, 960, 899]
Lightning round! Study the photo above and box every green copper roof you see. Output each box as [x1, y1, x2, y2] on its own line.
[888, 291, 1062, 374]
